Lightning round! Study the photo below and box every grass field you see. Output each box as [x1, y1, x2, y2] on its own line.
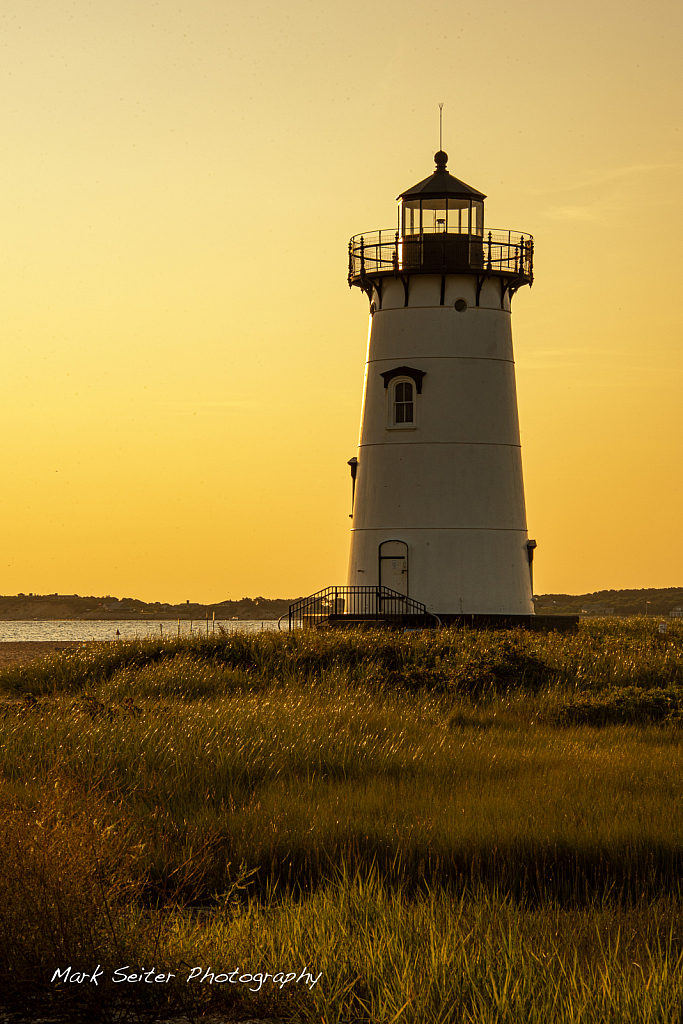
[1, 618, 683, 1022]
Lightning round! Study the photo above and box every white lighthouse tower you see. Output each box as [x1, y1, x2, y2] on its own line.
[346, 151, 536, 619]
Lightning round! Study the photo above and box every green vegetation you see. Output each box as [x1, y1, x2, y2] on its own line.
[0, 592, 297, 620]
[3, 584, 683, 620]
[2, 619, 683, 1022]
[535, 585, 683, 617]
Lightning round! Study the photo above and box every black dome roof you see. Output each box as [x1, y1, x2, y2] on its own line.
[398, 152, 486, 202]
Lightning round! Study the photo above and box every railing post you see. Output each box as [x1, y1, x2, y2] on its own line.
[487, 231, 492, 271]
[348, 239, 353, 284]
[360, 236, 365, 275]
[394, 231, 399, 272]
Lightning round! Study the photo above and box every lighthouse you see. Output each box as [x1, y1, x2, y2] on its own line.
[346, 151, 536, 618]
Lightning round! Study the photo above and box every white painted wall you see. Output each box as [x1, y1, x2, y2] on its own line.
[347, 272, 534, 615]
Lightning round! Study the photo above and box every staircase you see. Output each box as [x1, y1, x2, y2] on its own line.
[286, 586, 436, 630]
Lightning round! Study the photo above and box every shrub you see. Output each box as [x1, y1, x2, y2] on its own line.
[543, 686, 683, 726]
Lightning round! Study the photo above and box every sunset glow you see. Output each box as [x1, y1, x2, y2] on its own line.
[2, 0, 681, 602]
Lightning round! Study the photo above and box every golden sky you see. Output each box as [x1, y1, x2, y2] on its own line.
[1, 0, 681, 602]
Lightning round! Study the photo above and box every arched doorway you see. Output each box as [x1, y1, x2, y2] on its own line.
[378, 540, 409, 596]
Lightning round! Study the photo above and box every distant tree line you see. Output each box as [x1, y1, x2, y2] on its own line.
[1, 588, 681, 620]
[0, 594, 303, 621]
[535, 588, 683, 617]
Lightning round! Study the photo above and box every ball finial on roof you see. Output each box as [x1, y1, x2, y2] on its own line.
[434, 150, 448, 172]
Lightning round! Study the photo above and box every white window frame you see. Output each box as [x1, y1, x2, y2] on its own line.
[387, 376, 418, 430]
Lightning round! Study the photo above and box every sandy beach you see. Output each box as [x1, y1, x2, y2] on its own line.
[0, 641, 83, 671]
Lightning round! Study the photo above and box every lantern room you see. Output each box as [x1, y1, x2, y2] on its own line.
[398, 150, 486, 238]
[347, 151, 533, 288]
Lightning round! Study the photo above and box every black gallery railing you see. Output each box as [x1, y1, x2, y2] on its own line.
[287, 586, 431, 630]
[348, 228, 533, 284]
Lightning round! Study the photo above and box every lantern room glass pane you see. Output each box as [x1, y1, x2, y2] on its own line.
[447, 198, 470, 234]
[402, 202, 420, 236]
[420, 198, 447, 234]
[472, 201, 484, 236]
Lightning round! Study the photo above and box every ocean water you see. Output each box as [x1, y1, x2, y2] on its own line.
[0, 620, 281, 642]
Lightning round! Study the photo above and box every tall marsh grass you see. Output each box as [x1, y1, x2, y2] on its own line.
[4, 615, 682, 699]
[1, 618, 682, 1021]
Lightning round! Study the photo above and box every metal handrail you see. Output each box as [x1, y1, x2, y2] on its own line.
[288, 586, 430, 630]
[348, 228, 534, 285]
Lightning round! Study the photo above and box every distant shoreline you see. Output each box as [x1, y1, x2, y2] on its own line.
[1, 584, 682, 620]
[0, 614, 278, 621]
[0, 595, 295, 622]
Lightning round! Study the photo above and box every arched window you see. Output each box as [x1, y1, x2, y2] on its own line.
[380, 366, 424, 429]
[394, 380, 414, 423]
